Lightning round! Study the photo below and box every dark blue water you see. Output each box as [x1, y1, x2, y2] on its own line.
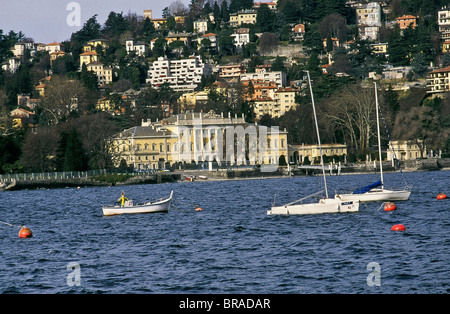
[1, 171, 449, 294]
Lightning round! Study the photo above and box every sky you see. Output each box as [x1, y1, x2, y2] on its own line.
[0, 0, 191, 43]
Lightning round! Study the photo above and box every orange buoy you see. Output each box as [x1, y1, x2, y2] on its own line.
[391, 224, 406, 231]
[195, 207, 202, 211]
[18, 226, 32, 238]
[384, 202, 397, 211]
[436, 193, 447, 200]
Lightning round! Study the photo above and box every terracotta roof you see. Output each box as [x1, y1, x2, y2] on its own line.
[80, 51, 99, 56]
[395, 15, 417, 20]
[429, 66, 450, 74]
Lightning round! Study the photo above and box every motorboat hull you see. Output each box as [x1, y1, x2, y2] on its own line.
[102, 191, 173, 216]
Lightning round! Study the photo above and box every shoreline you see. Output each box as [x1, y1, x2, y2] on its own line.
[2, 158, 449, 191]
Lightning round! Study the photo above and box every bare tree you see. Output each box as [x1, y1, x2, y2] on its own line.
[170, 0, 189, 15]
[258, 32, 279, 55]
[319, 84, 376, 154]
[392, 106, 448, 157]
[41, 75, 90, 126]
[318, 13, 347, 40]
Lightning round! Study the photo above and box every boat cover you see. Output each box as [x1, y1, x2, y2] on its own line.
[353, 180, 382, 194]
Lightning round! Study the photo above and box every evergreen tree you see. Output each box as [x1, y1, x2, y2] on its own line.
[256, 4, 276, 33]
[56, 128, 88, 171]
[142, 17, 155, 40]
[387, 25, 409, 66]
[307, 51, 321, 77]
[71, 15, 101, 44]
[103, 12, 129, 39]
[80, 63, 98, 91]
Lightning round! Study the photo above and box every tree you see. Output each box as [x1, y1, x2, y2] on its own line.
[103, 12, 129, 39]
[0, 135, 21, 173]
[52, 54, 77, 76]
[319, 84, 376, 154]
[56, 128, 88, 171]
[259, 32, 279, 54]
[21, 127, 58, 172]
[68, 113, 119, 169]
[71, 15, 101, 44]
[41, 75, 91, 125]
[256, 4, 276, 33]
[229, 0, 253, 13]
[387, 25, 409, 66]
[80, 63, 98, 91]
[306, 51, 321, 77]
[142, 17, 155, 40]
[318, 13, 348, 41]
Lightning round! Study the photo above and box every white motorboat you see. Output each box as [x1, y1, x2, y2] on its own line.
[268, 71, 359, 216]
[334, 83, 411, 202]
[102, 190, 173, 216]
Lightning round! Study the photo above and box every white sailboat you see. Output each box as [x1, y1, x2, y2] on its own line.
[267, 72, 359, 215]
[335, 83, 411, 202]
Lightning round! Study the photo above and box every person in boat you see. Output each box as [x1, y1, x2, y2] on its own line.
[117, 191, 129, 207]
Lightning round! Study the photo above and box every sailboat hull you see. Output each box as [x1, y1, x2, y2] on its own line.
[267, 198, 359, 215]
[335, 189, 411, 202]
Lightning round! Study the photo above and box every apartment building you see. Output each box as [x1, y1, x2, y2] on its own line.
[273, 87, 297, 117]
[218, 64, 246, 80]
[251, 85, 298, 120]
[146, 56, 212, 92]
[438, 6, 450, 40]
[426, 65, 450, 93]
[356, 2, 381, 41]
[112, 111, 288, 169]
[240, 70, 287, 88]
[86, 61, 113, 86]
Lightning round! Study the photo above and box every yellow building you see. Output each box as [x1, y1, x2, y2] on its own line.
[273, 87, 297, 117]
[79, 51, 99, 68]
[111, 111, 288, 170]
[387, 140, 425, 160]
[86, 61, 113, 86]
[426, 65, 450, 93]
[289, 143, 348, 164]
[371, 42, 388, 54]
[165, 32, 191, 46]
[49, 51, 66, 65]
[152, 18, 167, 30]
[84, 39, 109, 54]
[177, 83, 228, 112]
[229, 10, 258, 27]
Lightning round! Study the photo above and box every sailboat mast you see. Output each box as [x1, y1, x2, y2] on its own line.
[374, 82, 384, 187]
[307, 71, 328, 198]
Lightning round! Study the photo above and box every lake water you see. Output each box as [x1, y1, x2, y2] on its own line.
[0, 170, 449, 294]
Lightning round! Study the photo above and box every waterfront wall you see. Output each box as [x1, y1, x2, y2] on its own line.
[1, 158, 448, 191]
